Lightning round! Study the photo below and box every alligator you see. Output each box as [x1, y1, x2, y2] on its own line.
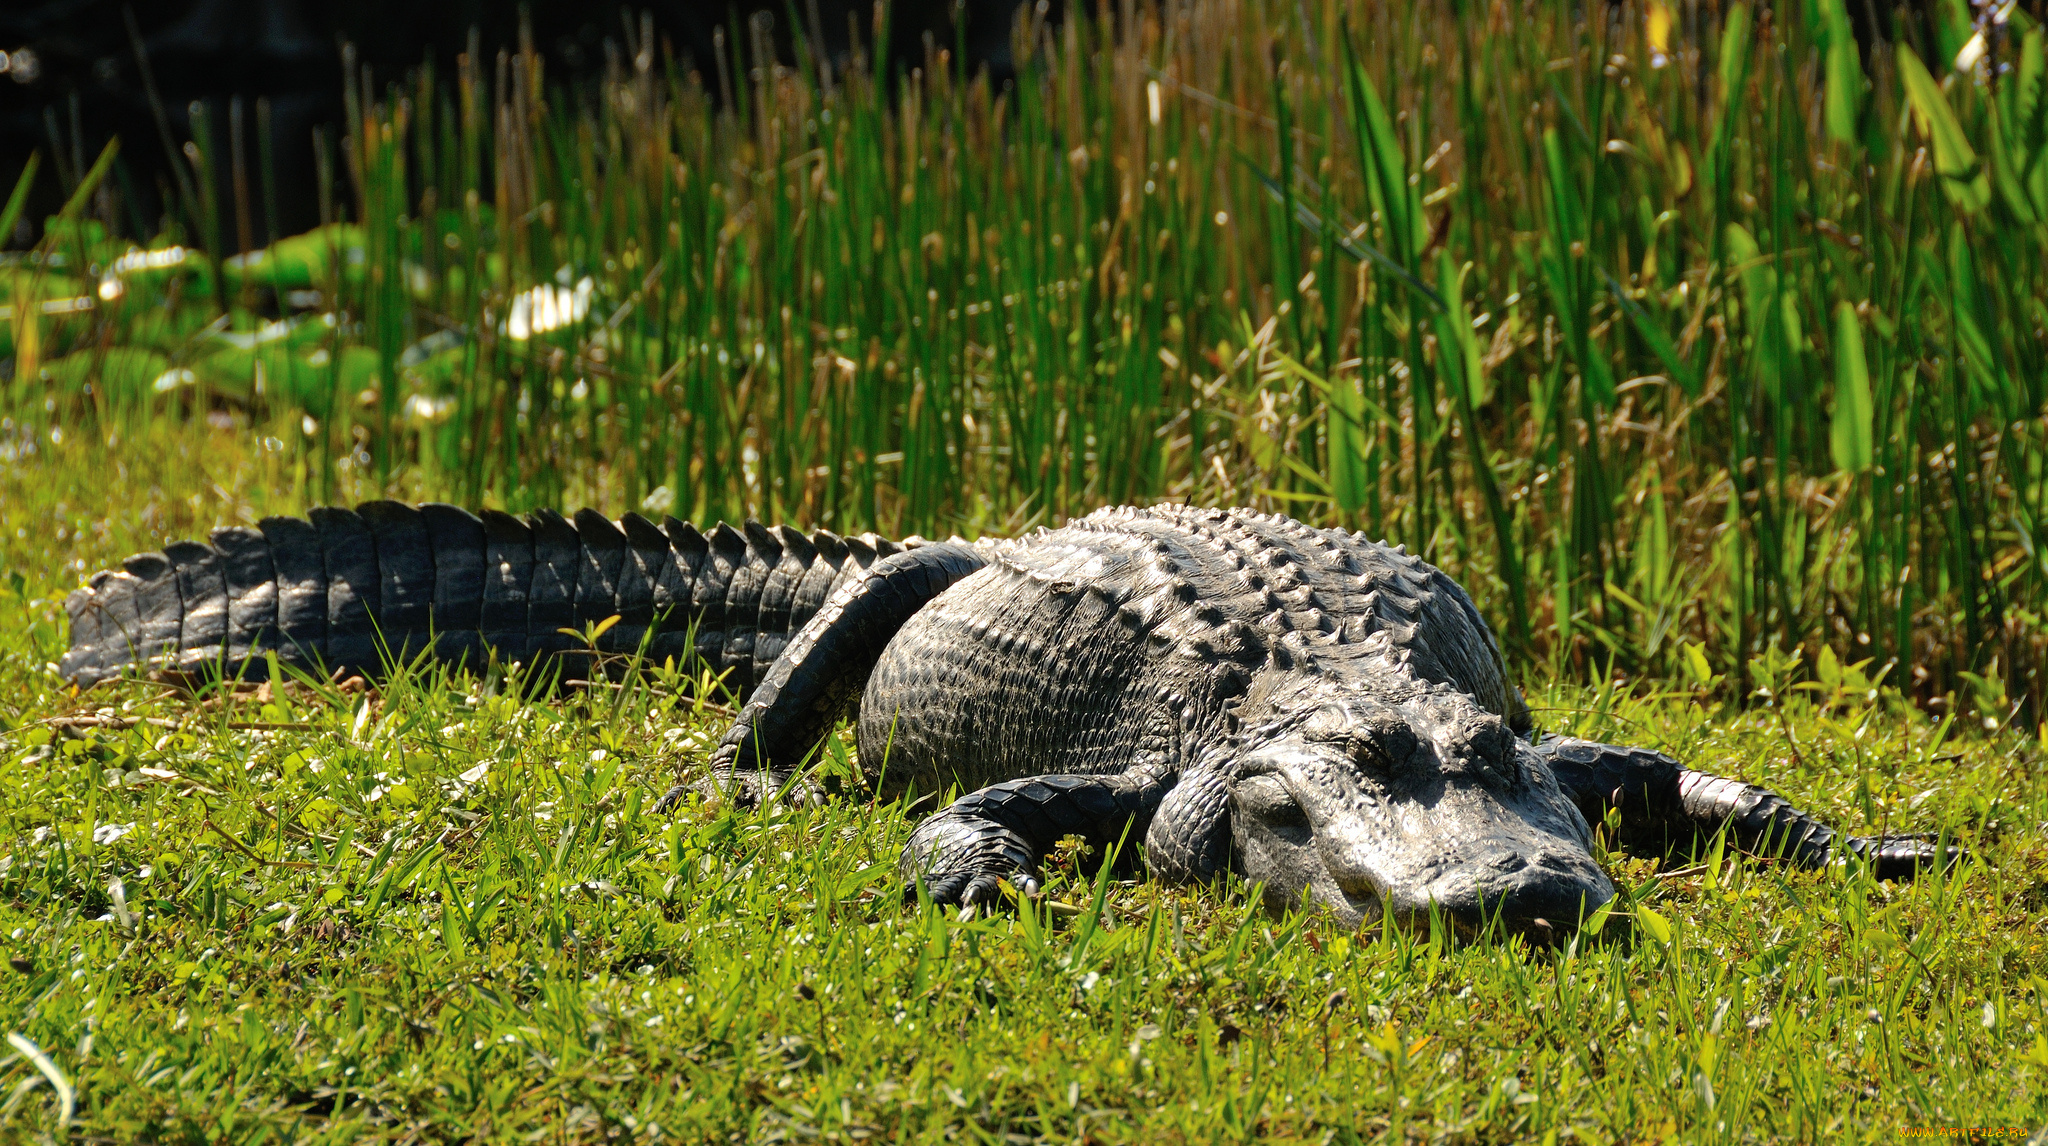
[61, 501, 1957, 940]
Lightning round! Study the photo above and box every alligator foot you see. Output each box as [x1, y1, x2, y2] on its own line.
[650, 782, 693, 815]
[896, 770, 1171, 910]
[901, 812, 1042, 910]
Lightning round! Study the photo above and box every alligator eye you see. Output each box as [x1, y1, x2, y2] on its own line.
[1350, 721, 1418, 773]
[1234, 774, 1307, 827]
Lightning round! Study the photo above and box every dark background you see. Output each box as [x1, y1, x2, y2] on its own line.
[0, 1, 1045, 249]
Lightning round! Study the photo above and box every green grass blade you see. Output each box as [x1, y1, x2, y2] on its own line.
[1830, 301, 1874, 473]
[0, 153, 40, 243]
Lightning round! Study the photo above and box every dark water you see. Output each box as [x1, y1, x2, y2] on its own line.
[0, 0, 1043, 247]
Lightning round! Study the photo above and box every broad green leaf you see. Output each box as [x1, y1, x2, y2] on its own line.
[1991, 102, 2040, 221]
[1947, 228, 2017, 419]
[1816, 642, 1844, 689]
[1636, 903, 1674, 945]
[2017, 29, 2048, 216]
[1936, 0, 1977, 67]
[1824, 40, 1865, 143]
[1341, 31, 1423, 267]
[1897, 43, 1992, 213]
[1723, 223, 1804, 385]
[1728, 226, 1777, 331]
[1325, 366, 1374, 513]
[1718, 5, 1752, 103]
[1704, 6, 1752, 205]
[1682, 641, 1716, 688]
[1539, 128, 1617, 407]
[1990, 33, 2043, 223]
[1818, 0, 1865, 143]
[1434, 251, 1489, 409]
[2009, 27, 2043, 137]
[1829, 301, 1873, 473]
[1583, 897, 1617, 935]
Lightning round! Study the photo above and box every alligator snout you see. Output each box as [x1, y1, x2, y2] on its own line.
[1313, 830, 1613, 942]
[1230, 702, 1616, 942]
[1376, 845, 1614, 941]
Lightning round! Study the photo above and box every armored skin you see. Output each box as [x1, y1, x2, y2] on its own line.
[62, 501, 1957, 940]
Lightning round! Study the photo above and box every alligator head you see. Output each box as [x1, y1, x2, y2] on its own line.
[1226, 683, 1614, 942]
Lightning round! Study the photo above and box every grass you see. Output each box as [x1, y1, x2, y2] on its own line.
[0, 399, 2045, 1141]
[4, 1, 2048, 1137]
[5, 0, 2048, 710]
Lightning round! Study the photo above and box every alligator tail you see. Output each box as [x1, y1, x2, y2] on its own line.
[59, 500, 915, 699]
[1672, 768, 1835, 867]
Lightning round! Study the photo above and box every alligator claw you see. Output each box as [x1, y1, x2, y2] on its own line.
[649, 769, 828, 816]
[906, 866, 1039, 912]
[899, 811, 1042, 912]
[650, 783, 693, 815]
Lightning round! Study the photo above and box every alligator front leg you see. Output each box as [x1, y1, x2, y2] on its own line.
[901, 769, 1173, 908]
[653, 541, 991, 813]
[1531, 737, 1962, 879]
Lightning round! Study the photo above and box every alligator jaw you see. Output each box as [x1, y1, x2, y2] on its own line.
[1229, 696, 1615, 943]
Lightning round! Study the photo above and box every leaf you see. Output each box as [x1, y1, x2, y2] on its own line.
[1340, 25, 1424, 267]
[0, 153, 39, 247]
[1991, 31, 2044, 223]
[2018, 28, 2045, 143]
[1947, 228, 2015, 417]
[1718, 5, 1752, 106]
[1816, 643, 1844, 689]
[1682, 641, 1716, 688]
[1583, 896, 1618, 935]
[1722, 222, 1804, 400]
[1935, 0, 1977, 67]
[2011, 29, 2047, 218]
[1829, 301, 1874, 472]
[1818, 0, 1865, 143]
[1990, 103, 2040, 223]
[1539, 128, 1617, 406]
[1635, 903, 1674, 945]
[1897, 43, 1992, 214]
[1705, 4, 1753, 196]
[1434, 251, 1489, 408]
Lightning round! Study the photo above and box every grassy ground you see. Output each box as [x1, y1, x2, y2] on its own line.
[0, 426, 2044, 1143]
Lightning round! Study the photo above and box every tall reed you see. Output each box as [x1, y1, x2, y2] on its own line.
[6, 0, 2047, 716]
